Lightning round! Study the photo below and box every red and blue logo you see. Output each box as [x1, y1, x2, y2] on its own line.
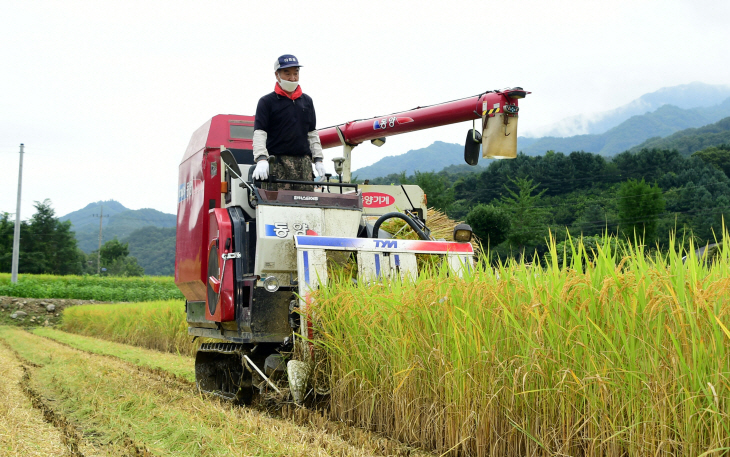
[373, 116, 414, 130]
[265, 223, 318, 238]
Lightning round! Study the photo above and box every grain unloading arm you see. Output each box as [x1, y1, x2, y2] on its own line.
[317, 87, 529, 182]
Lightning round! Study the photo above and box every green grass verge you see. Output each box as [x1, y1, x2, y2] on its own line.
[0, 273, 183, 301]
[31, 327, 195, 383]
[59, 300, 194, 355]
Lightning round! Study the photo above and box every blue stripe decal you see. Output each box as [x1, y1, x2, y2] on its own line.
[297, 236, 362, 249]
[394, 254, 400, 267]
[265, 224, 277, 237]
[303, 250, 310, 285]
[375, 254, 381, 277]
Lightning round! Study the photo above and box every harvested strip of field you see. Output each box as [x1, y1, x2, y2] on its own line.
[0, 327, 431, 457]
[31, 327, 195, 383]
[0, 342, 67, 457]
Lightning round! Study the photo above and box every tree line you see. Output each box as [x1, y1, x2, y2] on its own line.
[367, 145, 730, 258]
[3, 144, 728, 276]
[0, 200, 144, 276]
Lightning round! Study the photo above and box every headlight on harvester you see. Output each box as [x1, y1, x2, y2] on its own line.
[263, 275, 280, 293]
[453, 223, 473, 242]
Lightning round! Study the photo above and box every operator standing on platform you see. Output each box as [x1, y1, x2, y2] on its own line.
[252, 54, 326, 191]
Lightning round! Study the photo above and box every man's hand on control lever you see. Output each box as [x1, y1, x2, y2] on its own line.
[253, 160, 269, 180]
[314, 161, 326, 179]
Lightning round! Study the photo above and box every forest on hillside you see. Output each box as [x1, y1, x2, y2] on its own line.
[0, 201, 145, 276]
[367, 145, 730, 259]
[629, 116, 730, 155]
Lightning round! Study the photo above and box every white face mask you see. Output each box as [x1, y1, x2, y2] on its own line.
[278, 77, 299, 92]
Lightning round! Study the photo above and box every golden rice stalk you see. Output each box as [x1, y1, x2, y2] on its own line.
[381, 207, 481, 253]
[327, 208, 480, 279]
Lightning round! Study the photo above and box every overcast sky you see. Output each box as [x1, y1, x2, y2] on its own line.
[2, 0, 729, 218]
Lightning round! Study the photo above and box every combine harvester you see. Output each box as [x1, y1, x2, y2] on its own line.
[175, 88, 529, 403]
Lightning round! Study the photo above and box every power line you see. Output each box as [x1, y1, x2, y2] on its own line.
[90, 207, 110, 275]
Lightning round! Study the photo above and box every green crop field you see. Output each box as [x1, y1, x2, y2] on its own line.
[56, 234, 730, 456]
[0, 273, 183, 302]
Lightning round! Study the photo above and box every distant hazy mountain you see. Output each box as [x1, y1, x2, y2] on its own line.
[60, 200, 128, 232]
[526, 82, 730, 137]
[629, 116, 730, 156]
[354, 84, 730, 179]
[353, 141, 488, 180]
[518, 98, 730, 156]
[354, 99, 730, 179]
[61, 200, 176, 253]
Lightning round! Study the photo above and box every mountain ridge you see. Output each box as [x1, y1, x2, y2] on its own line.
[60, 200, 176, 253]
[629, 116, 730, 155]
[354, 96, 730, 179]
[353, 141, 483, 180]
[518, 97, 730, 156]
[526, 81, 730, 137]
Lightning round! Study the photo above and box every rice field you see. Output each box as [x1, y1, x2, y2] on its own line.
[60, 300, 193, 355]
[311, 233, 730, 456]
[52, 231, 730, 456]
[0, 273, 183, 302]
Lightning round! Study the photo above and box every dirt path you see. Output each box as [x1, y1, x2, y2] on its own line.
[0, 327, 431, 457]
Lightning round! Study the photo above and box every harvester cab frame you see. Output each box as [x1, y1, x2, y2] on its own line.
[176, 88, 528, 403]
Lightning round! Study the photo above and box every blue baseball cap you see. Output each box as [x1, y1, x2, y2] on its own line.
[274, 54, 302, 71]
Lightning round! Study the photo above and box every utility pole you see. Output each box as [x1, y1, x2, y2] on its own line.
[11, 144, 24, 284]
[91, 206, 109, 275]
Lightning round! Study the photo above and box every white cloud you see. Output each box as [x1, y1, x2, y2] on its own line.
[1, 0, 729, 217]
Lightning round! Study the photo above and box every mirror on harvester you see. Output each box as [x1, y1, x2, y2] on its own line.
[220, 149, 243, 178]
[464, 128, 482, 166]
